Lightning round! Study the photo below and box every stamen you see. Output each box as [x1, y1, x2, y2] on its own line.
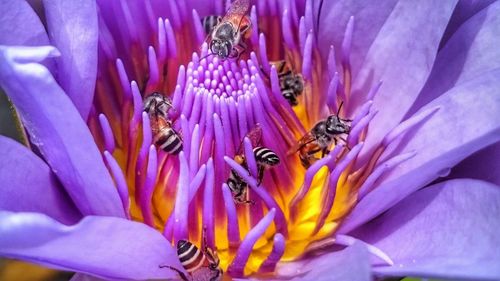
[258, 34, 270, 73]
[244, 137, 259, 179]
[313, 142, 364, 234]
[304, 0, 314, 33]
[302, 31, 314, 81]
[327, 45, 336, 78]
[335, 234, 394, 266]
[191, 10, 205, 47]
[250, 6, 259, 45]
[259, 233, 285, 273]
[222, 183, 240, 250]
[326, 72, 339, 111]
[282, 9, 296, 50]
[103, 151, 130, 218]
[227, 208, 277, 277]
[173, 151, 189, 242]
[189, 125, 201, 179]
[98, 114, 116, 153]
[224, 157, 288, 237]
[164, 19, 177, 58]
[202, 159, 215, 248]
[145, 46, 159, 92]
[141, 145, 158, 226]
[347, 110, 378, 148]
[298, 17, 307, 55]
[157, 18, 167, 62]
[358, 151, 417, 198]
[167, 1, 181, 30]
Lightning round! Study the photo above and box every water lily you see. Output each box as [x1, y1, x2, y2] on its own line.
[1, 0, 499, 280]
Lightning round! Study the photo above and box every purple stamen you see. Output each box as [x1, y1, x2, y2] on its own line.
[250, 6, 259, 45]
[326, 72, 339, 111]
[180, 115, 191, 160]
[366, 80, 383, 101]
[258, 34, 270, 73]
[188, 92, 203, 131]
[382, 106, 441, 147]
[298, 17, 306, 55]
[237, 96, 249, 138]
[282, 9, 296, 50]
[335, 234, 394, 266]
[156, 18, 167, 61]
[189, 125, 201, 179]
[167, 1, 181, 30]
[358, 151, 417, 199]
[103, 151, 130, 219]
[130, 81, 143, 126]
[347, 110, 378, 148]
[142, 145, 158, 226]
[259, 233, 285, 273]
[224, 157, 288, 237]
[136, 112, 152, 184]
[227, 208, 276, 277]
[164, 19, 177, 58]
[341, 16, 354, 68]
[327, 45, 337, 78]
[203, 159, 215, 248]
[116, 59, 132, 101]
[173, 151, 189, 242]
[146, 46, 159, 91]
[244, 137, 259, 179]
[181, 86, 195, 117]
[200, 98, 214, 163]
[304, 0, 314, 33]
[222, 183, 241, 249]
[350, 100, 373, 128]
[119, 1, 139, 43]
[98, 114, 116, 153]
[313, 142, 364, 234]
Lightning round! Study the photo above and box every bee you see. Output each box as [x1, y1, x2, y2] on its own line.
[227, 124, 280, 204]
[160, 230, 223, 281]
[208, 0, 251, 59]
[201, 15, 222, 35]
[290, 103, 351, 168]
[143, 92, 173, 118]
[143, 93, 183, 155]
[269, 60, 304, 106]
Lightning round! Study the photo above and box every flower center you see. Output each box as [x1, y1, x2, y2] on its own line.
[89, 1, 419, 278]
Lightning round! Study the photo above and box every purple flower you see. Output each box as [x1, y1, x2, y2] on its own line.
[1, 0, 499, 280]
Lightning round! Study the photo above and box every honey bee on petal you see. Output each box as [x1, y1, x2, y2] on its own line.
[143, 93, 183, 155]
[160, 229, 223, 281]
[227, 124, 280, 204]
[269, 60, 304, 106]
[207, 0, 251, 59]
[290, 103, 351, 168]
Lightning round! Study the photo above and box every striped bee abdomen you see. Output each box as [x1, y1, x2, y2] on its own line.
[155, 128, 183, 155]
[253, 146, 280, 166]
[177, 240, 207, 273]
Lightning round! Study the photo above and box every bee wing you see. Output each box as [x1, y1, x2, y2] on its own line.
[287, 132, 315, 156]
[225, 0, 250, 17]
[236, 123, 262, 155]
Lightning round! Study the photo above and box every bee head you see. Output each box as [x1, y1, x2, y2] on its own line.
[325, 115, 350, 135]
[210, 39, 232, 58]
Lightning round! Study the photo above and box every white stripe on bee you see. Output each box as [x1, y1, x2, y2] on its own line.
[179, 243, 197, 259]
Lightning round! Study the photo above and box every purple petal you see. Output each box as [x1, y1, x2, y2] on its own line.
[70, 274, 103, 281]
[408, 0, 500, 115]
[340, 69, 500, 233]
[352, 1, 457, 155]
[0, 0, 50, 46]
[0, 46, 124, 218]
[353, 179, 500, 280]
[0, 211, 181, 280]
[0, 136, 81, 225]
[316, 0, 398, 76]
[43, 0, 98, 120]
[276, 242, 371, 281]
[447, 141, 500, 187]
[440, 0, 497, 47]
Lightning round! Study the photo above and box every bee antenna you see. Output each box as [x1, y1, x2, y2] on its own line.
[200, 52, 214, 62]
[336, 101, 344, 120]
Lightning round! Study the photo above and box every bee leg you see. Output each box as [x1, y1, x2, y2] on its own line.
[257, 165, 265, 186]
[321, 148, 330, 157]
[338, 136, 351, 150]
[159, 265, 189, 281]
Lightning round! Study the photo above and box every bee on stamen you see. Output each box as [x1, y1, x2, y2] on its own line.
[143, 93, 183, 155]
[206, 0, 252, 60]
[268, 60, 304, 106]
[289, 102, 351, 168]
[227, 124, 280, 204]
